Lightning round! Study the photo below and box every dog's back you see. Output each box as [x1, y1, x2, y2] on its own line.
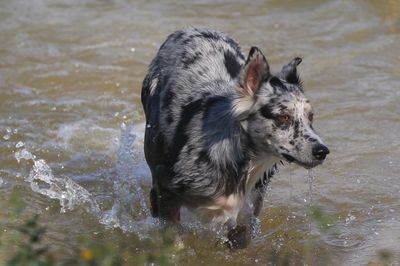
[142, 29, 250, 210]
[142, 28, 245, 143]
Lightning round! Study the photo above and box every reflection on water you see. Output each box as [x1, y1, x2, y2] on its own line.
[1, 0, 400, 264]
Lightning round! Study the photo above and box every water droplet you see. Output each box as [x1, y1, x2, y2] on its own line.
[130, 47, 136, 52]
[15, 149, 34, 162]
[356, 179, 361, 184]
[15, 141, 24, 148]
[3, 134, 10, 140]
[345, 214, 356, 225]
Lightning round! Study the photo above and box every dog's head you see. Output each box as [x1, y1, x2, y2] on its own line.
[234, 47, 329, 168]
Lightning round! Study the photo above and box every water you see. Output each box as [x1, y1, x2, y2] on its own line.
[307, 169, 315, 234]
[1, 0, 400, 264]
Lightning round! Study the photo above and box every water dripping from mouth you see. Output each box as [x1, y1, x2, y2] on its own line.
[307, 169, 315, 234]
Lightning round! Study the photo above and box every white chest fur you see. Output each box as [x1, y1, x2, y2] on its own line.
[194, 156, 279, 223]
[245, 156, 279, 194]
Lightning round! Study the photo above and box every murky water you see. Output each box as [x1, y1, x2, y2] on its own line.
[1, 0, 400, 264]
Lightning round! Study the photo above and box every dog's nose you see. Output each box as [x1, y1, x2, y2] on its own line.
[312, 144, 329, 160]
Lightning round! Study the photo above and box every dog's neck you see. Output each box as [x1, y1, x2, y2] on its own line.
[245, 154, 280, 194]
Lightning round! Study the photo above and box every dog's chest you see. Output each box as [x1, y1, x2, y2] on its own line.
[195, 157, 278, 223]
[245, 157, 278, 194]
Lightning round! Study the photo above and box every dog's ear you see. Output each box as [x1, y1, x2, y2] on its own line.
[280, 57, 302, 85]
[239, 47, 270, 96]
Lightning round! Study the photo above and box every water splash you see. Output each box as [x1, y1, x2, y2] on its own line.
[14, 123, 159, 237]
[16, 141, 25, 148]
[15, 147, 101, 214]
[3, 127, 12, 140]
[99, 124, 155, 234]
[11, 123, 214, 239]
[15, 148, 36, 162]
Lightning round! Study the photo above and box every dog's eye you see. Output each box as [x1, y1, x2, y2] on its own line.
[276, 114, 291, 124]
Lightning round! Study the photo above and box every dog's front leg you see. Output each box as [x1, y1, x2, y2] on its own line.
[227, 181, 268, 249]
[151, 186, 182, 225]
[226, 201, 253, 249]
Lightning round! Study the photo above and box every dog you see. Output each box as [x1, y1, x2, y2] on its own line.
[141, 28, 329, 248]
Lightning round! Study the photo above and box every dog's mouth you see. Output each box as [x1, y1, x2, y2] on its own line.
[281, 153, 295, 163]
[281, 153, 322, 169]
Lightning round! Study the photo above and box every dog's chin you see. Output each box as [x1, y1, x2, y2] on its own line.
[281, 154, 323, 169]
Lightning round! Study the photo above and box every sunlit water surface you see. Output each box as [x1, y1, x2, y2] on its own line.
[1, 0, 400, 264]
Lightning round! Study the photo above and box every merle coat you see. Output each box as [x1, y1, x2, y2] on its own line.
[141, 28, 329, 248]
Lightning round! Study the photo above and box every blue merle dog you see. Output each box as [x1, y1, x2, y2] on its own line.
[141, 28, 329, 248]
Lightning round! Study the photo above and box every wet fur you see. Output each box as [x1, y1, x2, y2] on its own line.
[141, 28, 328, 248]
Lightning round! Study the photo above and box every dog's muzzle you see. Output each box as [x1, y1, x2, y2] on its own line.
[281, 143, 329, 168]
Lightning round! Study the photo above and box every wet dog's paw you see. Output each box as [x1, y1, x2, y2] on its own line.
[227, 225, 251, 249]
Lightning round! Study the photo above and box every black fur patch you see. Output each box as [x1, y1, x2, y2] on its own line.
[269, 77, 286, 91]
[166, 114, 174, 124]
[224, 50, 241, 78]
[173, 31, 185, 41]
[277, 104, 287, 112]
[259, 104, 275, 119]
[200, 30, 221, 40]
[293, 120, 300, 139]
[196, 150, 212, 164]
[202, 96, 235, 142]
[169, 99, 203, 166]
[285, 70, 301, 85]
[304, 135, 317, 142]
[182, 38, 192, 46]
[162, 88, 175, 109]
[225, 37, 245, 60]
[182, 51, 202, 69]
